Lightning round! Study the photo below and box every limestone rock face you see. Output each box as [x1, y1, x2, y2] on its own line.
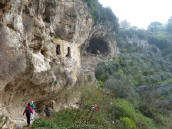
[0, 0, 118, 128]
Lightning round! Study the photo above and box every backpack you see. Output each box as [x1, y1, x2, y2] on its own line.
[26, 107, 30, 116]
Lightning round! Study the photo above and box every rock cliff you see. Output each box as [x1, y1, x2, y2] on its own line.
[0, 0, 118, 128]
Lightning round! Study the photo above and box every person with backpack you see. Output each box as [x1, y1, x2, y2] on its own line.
[94, 104, 98, 112]
[30, 101, 35, 120]
[44, 105, 50, 117]
[23, 103, 33, 127]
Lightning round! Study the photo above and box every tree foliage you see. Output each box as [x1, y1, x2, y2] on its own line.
[147, 22, 163, 32]
[86, 0, 119, 32]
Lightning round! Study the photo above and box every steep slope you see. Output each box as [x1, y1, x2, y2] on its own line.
[94, 27, 172, 129]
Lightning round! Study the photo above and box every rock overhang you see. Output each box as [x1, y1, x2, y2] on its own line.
[0, 0, 118, 128]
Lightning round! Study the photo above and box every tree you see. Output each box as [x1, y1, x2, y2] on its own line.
[168, 16, 172, 24]
[147, 22, 163, 32]
[167, 16, 172, 33]
[120, 20, 131, 29]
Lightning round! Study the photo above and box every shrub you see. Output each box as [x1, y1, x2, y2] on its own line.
[86, 0, 118, 31]
[87, 75, 92, 82]
[31, 118, 58, 129]
[160, 72, 171, 80]
[78, 84, 113, 108]
[115, 117, 136, 129]
[28, 84, 114, 129]
[104, 78, 139, 104]
[30, 108, 110, 129]
[109, 99, 136, 121]
[55, 35, 60, 40]
[98, 80, 104, 87]
[0, 115, 2, 124]
[26, 83, 172, 129]
[135, 112, 155, 129]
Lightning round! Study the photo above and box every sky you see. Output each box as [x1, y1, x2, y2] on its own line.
[98, 0, 172, 29]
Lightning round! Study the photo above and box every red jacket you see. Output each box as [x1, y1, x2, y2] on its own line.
[23, 106, 33, 115]
[94, 104, 98, 112]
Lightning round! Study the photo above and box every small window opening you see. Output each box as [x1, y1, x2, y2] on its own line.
[66, 47, 71, 58]
[56, 45, 61, 55]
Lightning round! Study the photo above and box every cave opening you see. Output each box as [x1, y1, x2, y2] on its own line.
[86, 38, 109, 55]
[0, 3, 5, 9]
[66, 47, 71, 58]
[56, 45, 61, 55]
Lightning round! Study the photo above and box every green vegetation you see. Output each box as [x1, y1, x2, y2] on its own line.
[26, 85, 112, 129]
[55, 35, 60, 40]
[31, 109, 109, 129]
[28, 18, 172, 128]
[96, 54, 172, 87]
[27, 84, 172, 129]
[85, 0, 118, 31]
[27, 16, 172, 128]
[87, 75, 92, 82]
[24, 5, 172, 128]
[94, 17, 172, 128]
[0, 115, 2, 124]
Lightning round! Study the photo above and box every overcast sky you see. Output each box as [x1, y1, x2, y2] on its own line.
[98, 0, 172, 29]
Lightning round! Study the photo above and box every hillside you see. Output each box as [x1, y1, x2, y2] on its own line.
[28, 12, 172, 129]
[94, 23, 172, 128]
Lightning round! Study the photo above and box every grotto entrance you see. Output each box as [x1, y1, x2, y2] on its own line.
[86, 38, 109, 55]
[0, 3, 5, 9]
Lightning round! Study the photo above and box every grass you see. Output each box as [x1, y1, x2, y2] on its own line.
[25, 84, 114, 129]
[0, 115, 2, 124]
[55, 35, 60, 40]
[23, 84, 172, 129]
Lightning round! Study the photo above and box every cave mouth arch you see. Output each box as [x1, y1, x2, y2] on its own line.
[86, 38, 109, 55]
[0, 3, 5, 9]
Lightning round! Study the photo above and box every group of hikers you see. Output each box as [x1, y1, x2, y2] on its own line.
[23, 101, 51, 127]
[90, 104, 98, 112]
[23, 101, 35, 127]
[22, 101, 98, 127]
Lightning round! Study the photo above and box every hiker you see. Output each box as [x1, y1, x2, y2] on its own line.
[23, 103, 33, 127]
[90, 105, 95, 112]
[30, 101, 35, 120]
[94, 104, 98, 112]
[90, 104, 98, 112]
[44, 105, 50, 117]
